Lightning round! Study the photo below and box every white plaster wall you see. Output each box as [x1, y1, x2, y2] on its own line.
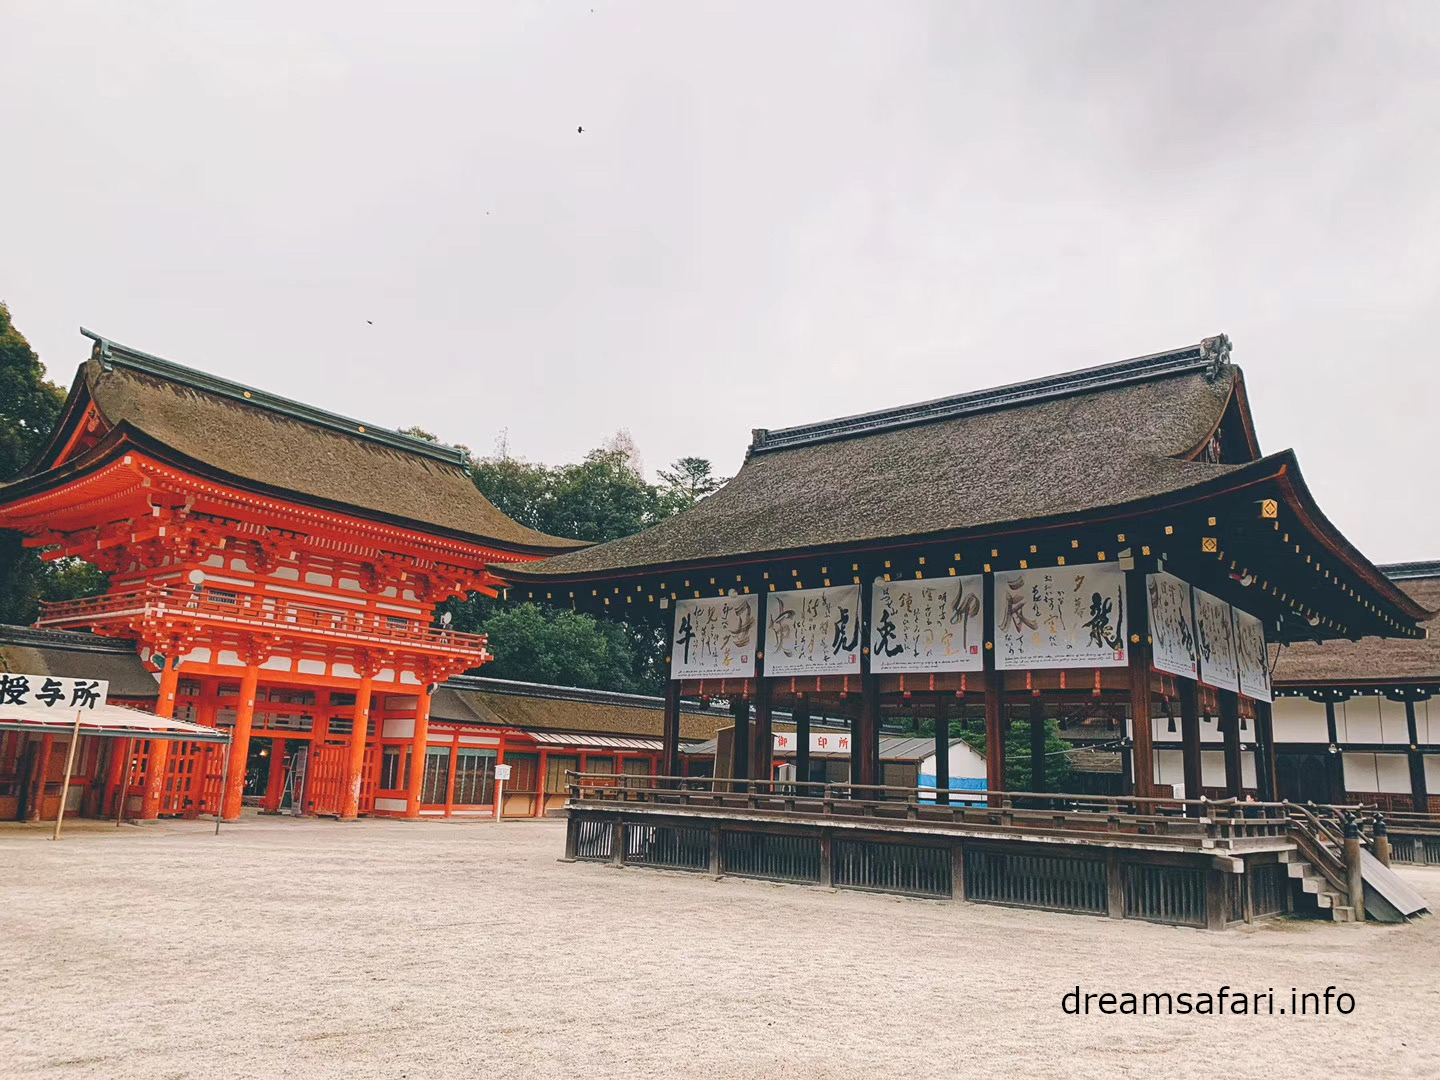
[1272, 697, 1327, 743]
[1342, 752, 1412, 793]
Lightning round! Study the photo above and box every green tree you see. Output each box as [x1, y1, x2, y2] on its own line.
[467, 602, 654, 692]
[0, 304, 109, 624]
[657, 456, 728, 511]
[958, 714, 1075, 792]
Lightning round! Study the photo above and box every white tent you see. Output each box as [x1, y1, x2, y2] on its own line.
[1, 702, 230, 838]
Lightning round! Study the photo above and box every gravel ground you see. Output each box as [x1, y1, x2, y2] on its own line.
[2, 815, 1438, 1080]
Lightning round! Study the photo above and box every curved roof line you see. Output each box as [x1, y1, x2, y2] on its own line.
[80, 328, 467, 466]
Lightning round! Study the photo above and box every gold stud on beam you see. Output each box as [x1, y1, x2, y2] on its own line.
[1260, 499, 1278, 519]
[984, 563, 992, 573]
[948, 567, 956, 576]
[1057, 556, 1066, 566]
[991, 548, 999, 558]
[1019, 560, 1028, 569]
[1140, 546, 1150, 557]
[1097, 552, 1106, 561]
[1164, 525, 1173, 535]
[1029, 545, 1037, 554]
[1072, 539, 1080, 548]
[1116, 533, 1126, 543]
[1207, 516, 1216, 526]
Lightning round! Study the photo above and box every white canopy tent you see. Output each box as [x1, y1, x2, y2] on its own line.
[0, 702, 231, 838]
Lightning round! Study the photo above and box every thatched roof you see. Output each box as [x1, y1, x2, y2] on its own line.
[431, 675, 727, 741]
[8, 332, 582, 554]
[0, 625, 158, 699]
[1273, 564, 1440, 686]
[503, 339, 1252, 578]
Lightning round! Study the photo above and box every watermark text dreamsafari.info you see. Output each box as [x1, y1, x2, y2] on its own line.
[1062, 985, 1355, 1016]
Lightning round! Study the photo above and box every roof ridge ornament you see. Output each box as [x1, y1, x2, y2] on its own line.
[1199, 333, 1232, 382]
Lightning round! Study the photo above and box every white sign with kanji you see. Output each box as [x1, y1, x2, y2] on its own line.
[670, 595, 758, 680]
[0, 673, 109, 710]
[993, 563, 1129, 670]
[764, 584, 863, 677]
[773, 731, 852, 756]
[1231, 605, 1272, 703]
[1194, 587, 1240, 693]
[870, 576, 985, 673]
[1147, 572, 1198, 680]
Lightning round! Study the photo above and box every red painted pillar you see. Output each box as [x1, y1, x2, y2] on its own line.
[493, 739, 507, 820]
[222, 664, 260, 821]
[262, 738, 287, 812]
[140, 659, 182, 819]
[340, 673, 374, 821]
[535, 748, 549, 817]
[25, 734, 54, 821]
[102, 732, 130, 817]
[405, 684, 433, 819]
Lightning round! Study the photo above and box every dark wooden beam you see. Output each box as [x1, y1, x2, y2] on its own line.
[1180, 677, 1202, 815]
[1253, 699, 1277, 802]
[982, 570, 1005, 803]
[1324, 700, 1346, 804]
[1407, 700, 1429, 813]
[1220, 690, 1243, 798]
[794, 696, 811, 791]
[934, 692, 950, 806]
[731, 695, 750, 787]
[752, 678, 773, 786]
[1126, 565, 1156, 799]
[661, 680, 681, 782]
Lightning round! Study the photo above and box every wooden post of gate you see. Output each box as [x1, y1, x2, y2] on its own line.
[51, 711, 84, 841]
[494, 762, 511, 822]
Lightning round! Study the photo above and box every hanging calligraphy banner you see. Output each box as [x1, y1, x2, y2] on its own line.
[1193, 587, 1239, 692]
[869, 576, 984, 673]
[765, 584, 863, 677]
[0, 673, 108, 710]
[1231, 605, 1271, 703]
[993, 563, 1128, 670]
[1146, 572, 1197, 679]
[669, 595, 757, 680]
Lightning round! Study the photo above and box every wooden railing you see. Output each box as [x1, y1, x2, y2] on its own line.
[564, 772, 1298, 848]
[36, 585, 489, 655]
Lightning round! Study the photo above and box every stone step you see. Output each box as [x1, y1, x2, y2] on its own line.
[1332, 905, 1355, 922]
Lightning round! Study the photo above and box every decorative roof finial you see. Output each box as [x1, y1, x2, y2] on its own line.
[1199, 333, 1231, 381]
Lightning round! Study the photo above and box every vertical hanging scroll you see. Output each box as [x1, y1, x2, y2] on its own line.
[1193, 587, 1239, 693]
[1231, 605, 1272, 703]
[1146, 571, 1198, 679]
[993, 562, 1128, 670]
[669, 595, 757, 680]
[764, 584, 863, 677]
[869, 576, 985, 673]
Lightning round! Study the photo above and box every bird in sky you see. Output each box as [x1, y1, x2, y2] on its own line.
[366, 320, 373, 325]
[577, 126, 584, 133]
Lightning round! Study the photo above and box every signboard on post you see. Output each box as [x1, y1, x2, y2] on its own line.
[669, 595, 757, 680]
[1147, 572, 1198, 679]
[1231, 606, 1272, 703]
[764, 584, 863, 677]
[1194, 587, 1239, 693]
[773, 731, 852, 756]
[993, 563, 1128, 670]
[0, 674, 108, 710]
[869, 576, 985, 673]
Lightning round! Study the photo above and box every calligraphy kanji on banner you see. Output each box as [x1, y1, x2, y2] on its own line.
[1194, 587, 1240, 693]
[765, 585, 863, 677]
[670, 596, 757, 680]
[870, 576, 984, 673]
[993, 562, 1128, 670]
[1147, 571, 1198, 679]
[0, 673, 109, 710]
[1232, 605, 1272, 703]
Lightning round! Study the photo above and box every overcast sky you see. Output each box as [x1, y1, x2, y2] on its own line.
[3, 2, 1437, 562]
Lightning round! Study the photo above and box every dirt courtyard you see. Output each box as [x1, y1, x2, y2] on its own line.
[2, 816, 1438, 1080]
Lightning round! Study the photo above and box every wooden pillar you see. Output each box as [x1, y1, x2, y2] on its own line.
[340, 672, 374, 821]
[1254, 700, 1277, 802]
[858, 677, 880, 789]
[1180, 678, 1203, 813]
[752, 678, 773, 786]
[794, 697, 812, 792]
[933, 693, 950, 806]
[1219, 689, 1243, 799]
[731, 695, 750, 785]
[140, 658, 182, 819]
[535, 748, 550, 817]
[1324, 698, 1346, 804]
[1125, 567, 1155, 800]
[102, 731, 129, 818]
[222, 664, 260, 822]
[1028, 695, 1047, 794]
[1406, 699, 1429, 813]
[25, 734, 53, 822]
[262, 738, 287, 812]
[982, 571, 1005, 803]
[661, 680, 682, 782]
[405, 683, 433, 818]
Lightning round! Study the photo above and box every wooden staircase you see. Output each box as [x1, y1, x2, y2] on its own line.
[1279, 849, 1356, 922]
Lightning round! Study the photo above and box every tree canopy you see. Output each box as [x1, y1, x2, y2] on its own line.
[0, 304, 109, 624]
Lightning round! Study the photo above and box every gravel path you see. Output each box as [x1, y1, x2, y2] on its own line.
[2, 816, 1438, 1079]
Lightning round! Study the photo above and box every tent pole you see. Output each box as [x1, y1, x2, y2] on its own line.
[216, 736, 231, 836]
[52, 711, 84, 841]
[116, 737, 135, 827]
